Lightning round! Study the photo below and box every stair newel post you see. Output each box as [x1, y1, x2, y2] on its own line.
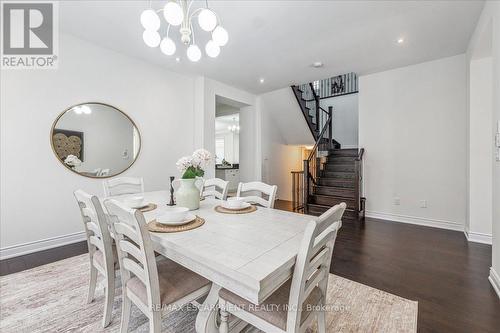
[303, 159, 309, 211]
[328, 106, 333, 149]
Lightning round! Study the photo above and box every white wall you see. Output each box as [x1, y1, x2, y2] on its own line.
[194, 77, 259, 183]
[468, 57, 493, 241]
[0, 33, 196, 256]
[258, 89, 312, 201]
[359, 55, 467, 230]
[320, 93, 359, 148]
[466, 0, 500, 297]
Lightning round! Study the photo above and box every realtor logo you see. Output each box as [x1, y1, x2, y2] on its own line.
[1, 1, 58, 69]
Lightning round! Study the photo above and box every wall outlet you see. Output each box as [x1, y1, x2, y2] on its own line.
[420, 200, 427, 208]
[394, 197, 400, 205]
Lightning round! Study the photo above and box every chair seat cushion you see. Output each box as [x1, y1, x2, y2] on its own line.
[127, 258, 210, 306]
[219, 279, 322, 330]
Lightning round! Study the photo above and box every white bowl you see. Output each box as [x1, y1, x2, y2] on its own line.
[158, 207, 189, 222]
[124, 196, 144, 208]
[224, 197, 245, 209]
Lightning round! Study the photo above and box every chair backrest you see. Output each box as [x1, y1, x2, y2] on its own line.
[103, 177, 144, 197]
[286, 203, 346, 332]
[172, 178, 204, 196]
[92, 168, 102, 176]
[202, 178, 229, 200]
[236, 181, 278, 208]
[74, 189, 114, 274]
[99, 168, 110, 177]
[104, 199, 161, 310]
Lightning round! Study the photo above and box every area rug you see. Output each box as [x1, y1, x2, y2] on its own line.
[0, 254, 417, 332]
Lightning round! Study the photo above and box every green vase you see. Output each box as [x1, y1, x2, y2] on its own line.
[176, 178, 200, 210]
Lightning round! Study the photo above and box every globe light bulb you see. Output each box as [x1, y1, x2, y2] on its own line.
[205, 40, 220, 58]
[198, 9, 217, 32]
[212, 26, 228, 46]
[140, 9, 160, 31]
[163, 1, 184, 26]
[160, 37, 176, 55]
[187, 44, 202, 62]
[143, 30, 161, 47]
[73, 106, 83, 114]
[81, 105, 92, 114]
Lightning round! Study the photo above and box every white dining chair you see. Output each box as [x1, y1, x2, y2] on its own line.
[99, 168, 110, 177]
[74, 189, 117, 328]
[236, 181, 278, 208]
[202, 178, 229, 200]
[92, 168, 102, 176]
[104, 199, 211, 333]
[218, 202, 346, 333]
[103, 176, 144, 197]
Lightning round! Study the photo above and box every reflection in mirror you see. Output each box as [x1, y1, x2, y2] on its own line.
[51, 103, 140, 178]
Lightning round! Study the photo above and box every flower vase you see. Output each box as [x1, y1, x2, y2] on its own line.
[176, 178, 200, 210]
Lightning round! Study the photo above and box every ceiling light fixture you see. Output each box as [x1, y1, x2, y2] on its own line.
[312, 61, 323, 68]
[259, 78, 265, 83]
[140, 0, 228, 62]
[227, 117, 240, 133]
[397, 37, 405, 44]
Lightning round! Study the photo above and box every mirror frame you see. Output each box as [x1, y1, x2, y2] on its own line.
[50, 102, 141, 179]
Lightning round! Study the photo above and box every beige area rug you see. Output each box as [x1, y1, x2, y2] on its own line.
[0, 254, 417, 332]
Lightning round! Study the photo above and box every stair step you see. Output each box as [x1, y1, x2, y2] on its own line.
[328, 149, 359, 157]
[323, 164, 355, 172]
[306, 204, 359, 219]
[321, 171, 356, 179]
[314, 186, 355, 197]
[326, 156, 357, 163]
[310, 194, 356, 208]
[318, 178, 355, 187]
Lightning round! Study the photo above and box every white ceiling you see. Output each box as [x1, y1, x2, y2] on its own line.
[59, 0, 484, 94]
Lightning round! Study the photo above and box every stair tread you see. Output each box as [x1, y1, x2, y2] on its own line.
[311, 193, 355, 200]
[307, 203, 357, 211]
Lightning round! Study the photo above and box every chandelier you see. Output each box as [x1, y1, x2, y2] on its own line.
[140, 0, 228, 62]
[228, 117, 240, 133]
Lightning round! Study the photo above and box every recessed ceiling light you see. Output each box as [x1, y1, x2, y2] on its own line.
[312, 61, 323, 68]
[397, 38, 405, 44]
[259, 78, 265, 83]
[175, 57, 180, 62]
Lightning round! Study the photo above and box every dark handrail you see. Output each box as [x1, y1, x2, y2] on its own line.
[307, 114, 332, 161]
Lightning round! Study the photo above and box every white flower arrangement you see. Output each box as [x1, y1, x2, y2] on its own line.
[64, 154, 82, 168]
[176, 149, 212, 179]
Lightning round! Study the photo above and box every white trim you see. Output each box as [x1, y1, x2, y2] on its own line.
[464, 230, 492, 244]
[365, 211, 464, 231]
[0, 231, 86, 260]
[489, 267, 500, 299]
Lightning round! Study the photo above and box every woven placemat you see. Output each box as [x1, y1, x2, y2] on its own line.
[139, 203, 157, 213]
[214, 205, 257, 214]
[147, 216, 205, 233]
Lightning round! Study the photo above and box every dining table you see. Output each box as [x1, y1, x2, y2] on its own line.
[108, 190, 316, 333]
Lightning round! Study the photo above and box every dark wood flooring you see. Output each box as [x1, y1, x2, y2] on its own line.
[276, 199, 500, 333]
[2, 199, 499, 332]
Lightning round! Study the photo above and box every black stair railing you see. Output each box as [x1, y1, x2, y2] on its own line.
[302, 108, 333, 212]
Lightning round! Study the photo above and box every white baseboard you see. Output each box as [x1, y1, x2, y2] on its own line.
[464, 230, 492, 245]
[365, 211, 464, 231]
[489, 267, 500, 299]
[0, 231, 86, 260]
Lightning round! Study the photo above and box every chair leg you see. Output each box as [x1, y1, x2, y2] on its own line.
[317, 310, 326, 333]
[219, 300, 229, 333]
[120, 296, 132, 333]
[87, 264, 97, 304]
[102, 272, 115, 328]
[149, 311, 161, 333]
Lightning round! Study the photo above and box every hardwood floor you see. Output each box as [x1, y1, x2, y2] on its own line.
[2, 199, 499, 332]
[277, 199, 500, 333]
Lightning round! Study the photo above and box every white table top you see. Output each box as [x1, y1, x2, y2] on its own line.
[109, 191, 316, 304]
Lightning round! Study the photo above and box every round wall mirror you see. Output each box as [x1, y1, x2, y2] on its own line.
[51, 102, 141, 178]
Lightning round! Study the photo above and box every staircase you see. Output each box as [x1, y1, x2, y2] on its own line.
[307, 148, 365, 220]
[290, 82, 365, 221]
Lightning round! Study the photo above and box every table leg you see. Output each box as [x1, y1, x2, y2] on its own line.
[195, 283, 248, 333]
